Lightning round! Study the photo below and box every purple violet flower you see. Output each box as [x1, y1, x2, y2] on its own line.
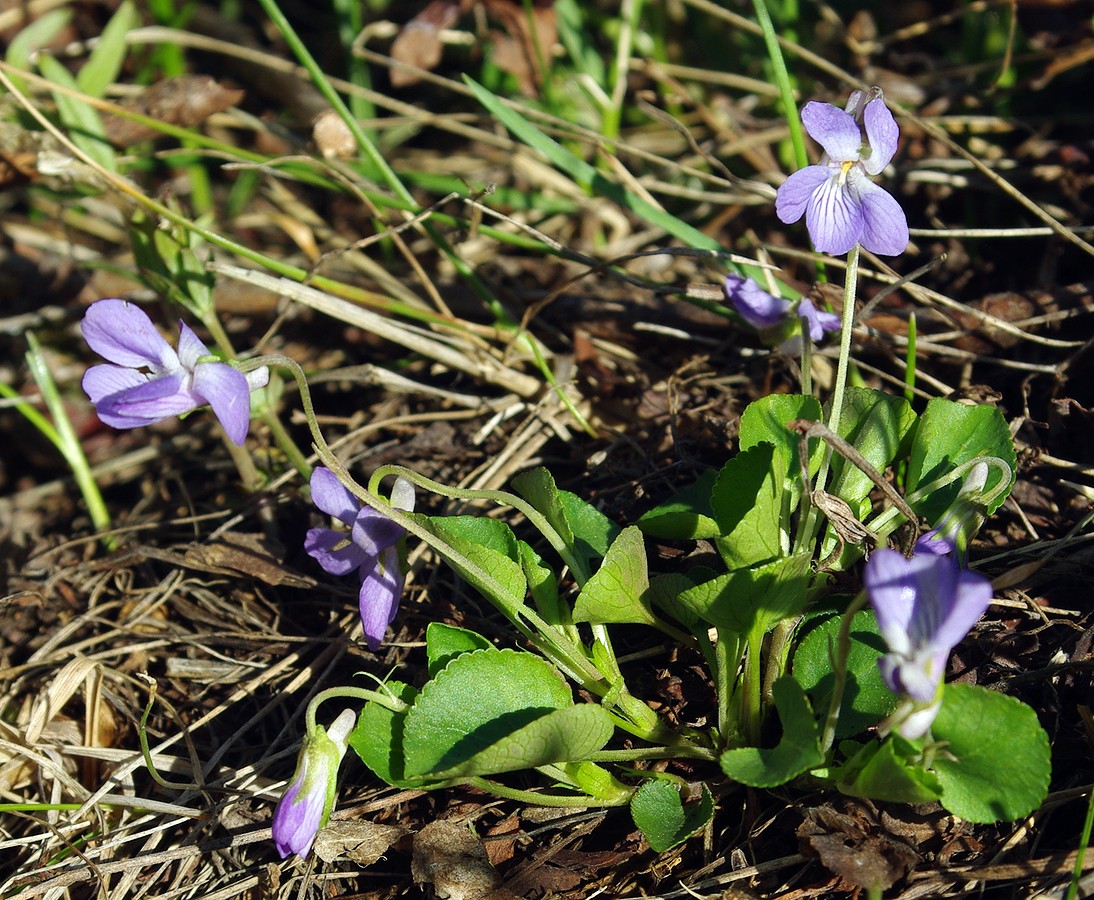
[775, 89, 909, 257]
[305, 467, 415, 650]
[272, 708, 355, 859]
[724, 274, 840, 353]
[864, 540, 992, 738]
[81, 299, 269, 446]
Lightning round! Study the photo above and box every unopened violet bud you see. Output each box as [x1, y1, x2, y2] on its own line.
[927, 461, 995, 561]
[272, 708, 356, 859]
[864, 544, 992, 739]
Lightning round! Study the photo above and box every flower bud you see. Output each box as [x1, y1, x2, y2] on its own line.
[272, 708, 356, 859]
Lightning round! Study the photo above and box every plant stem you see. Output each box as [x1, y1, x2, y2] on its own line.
[819, 590, 868, 754]
[795, 244, 860, 552]
[304, 686, 408, 733]
[23, 333, 114, 548]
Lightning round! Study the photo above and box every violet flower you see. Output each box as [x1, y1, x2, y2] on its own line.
[724, 274, 840, 353]
[81, 299, 268, 446]
[272, 708, 355, 859]
[864, 539, 992, 738]
[305, 467, 415, 650]
[775, 89, 909, 257]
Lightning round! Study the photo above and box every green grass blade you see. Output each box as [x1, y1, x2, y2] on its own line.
[77, 0, 138, 97]
[464, 75, 725, 254]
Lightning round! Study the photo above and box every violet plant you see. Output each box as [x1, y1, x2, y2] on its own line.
[71, 84, 1050, 864]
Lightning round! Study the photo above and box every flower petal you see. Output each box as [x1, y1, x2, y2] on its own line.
[390, 476, 416, 512]
[775, 165, 831, 225]
[895, 697, 942, 740]
[350, 506, 405, 557]
[82, 363, 149, 406]
[797, 299, 841, 340]
[192, 360, 252, 445]
[805, 175, 863, 256]
[310, 467, 361, 526]
[91, 371, 197, 429]
[176, 321, 213, 370]
[800, 102, 862, 163]
[861, 98, 899, 175]
[304, 527, 369, 576]
[272, 776, 325, 859]
[245, 366, 271, 391]
[864, 548, 918, 654]
[725, 274, 791, 329]
[931, 569, 992, 651]
[851, 173, 909, 256]
[81, 299, 178, 372]
[358, 546, 404, 650]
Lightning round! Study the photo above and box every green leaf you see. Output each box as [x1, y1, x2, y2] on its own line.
[792, 608, 896, 738]
[464, 77, 729, 256]
[512, 467, 574, 548]
[519, 541, 562, 624]
[77, 0, 138, 97]
[677, 551, 812, 637]
[422, 516, 528, 616]
[558, 489, 621, 563]
[425, 622, 493, 678]
[5, 9, 71, 91]
[720, 678, 825, 787]
[739, 393, 823, 487]
[630, 780, 714, 852]
[349, 681, 420, 788]
[426, 704, 615, 780]
[637, 468, 721, 540]
[834, 738, 943, 804]
[710, 443, 783, 569]
[906, 399, 1017, 524]
[402, 648, 573, 778]
[572, 526, 655, 626]
[646, 572, 703, 630]
[828, 388, 916, 518]
[931, 683, 1051, 823]
[37, 53, 116, 171]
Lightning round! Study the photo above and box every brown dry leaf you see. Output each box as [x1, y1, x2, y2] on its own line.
[797, 803, 920, 892]
[313, 819, 409, 865]
[102, 76, 245, 146]
[412, 818, 520, 900]
[182, 533, 313, 588]
[483, 0, 558, 94]
[390, 0, 464, 87]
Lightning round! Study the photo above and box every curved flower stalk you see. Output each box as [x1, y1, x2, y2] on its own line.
[272, 708, 356, 859]
[864, 537, 992, 739]
[81, 299, 269, 446]
[305, 466, 415, 649]
[775, 89, 909, 257]
[724, 274, 840, 354]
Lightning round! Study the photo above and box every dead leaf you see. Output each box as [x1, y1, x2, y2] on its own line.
[797, 802, 920, 892]
[390, 0, 463, 88]
[102, 76, 244, 146]
[313, 819, 409, 865]
[412, 818, 517, 900]
[482, 0, 558, 94]
[182, 533, 314, 587]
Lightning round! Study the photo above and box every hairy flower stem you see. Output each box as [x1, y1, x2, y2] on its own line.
[796, 245, 860, 553]
[820, 589, 869, 754]
[220, 432, 263, 492]
[304, 687, 406, 734]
